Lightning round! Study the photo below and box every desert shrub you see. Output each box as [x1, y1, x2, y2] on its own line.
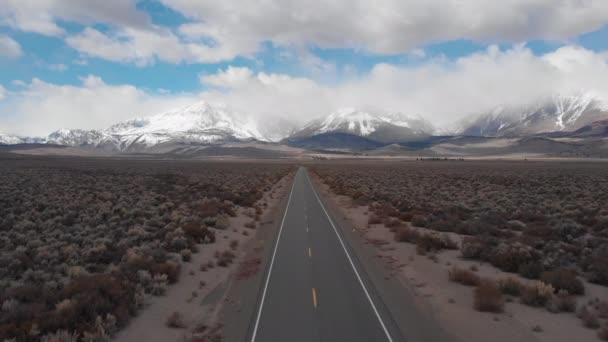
[599, 301, 608, 319]
[394, 227, 418, 243]
[368, 215, 382, 225]
[540, 269, 585, 295]
[599, 324, 608, 341]
[448, 267, 481, 286]
[40, 330, 80, 342]
[152, 261, 181, 284]
[579, 305, 600, 329]
[547, 290, 577, 313]
[460, 236, 494, 260]
[518, 262, 544, 280]
[416, 233, 458, 253]
[166, 311, 187, 329]
[383, 217, 401, 228]
[180, 249, 192, 262]
[474, 280, 504, 313]
[216, 251, 236, 267]
[521, 281, 554, 307]
[589, 253, 608, 286]
[411, 215, 427, 227]
[497, 277, 523, 296]
[489, 242, 535, 273]
[151, 274, 168, 296]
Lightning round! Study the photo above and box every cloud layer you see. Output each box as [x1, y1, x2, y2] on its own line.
[2, 44, 608, 136]
[1, 0, 608, 65]
[0, 34, 22, 59]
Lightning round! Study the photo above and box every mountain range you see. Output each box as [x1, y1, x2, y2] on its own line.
[1, 93, 607, 158]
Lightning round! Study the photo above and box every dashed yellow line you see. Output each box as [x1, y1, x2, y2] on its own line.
[312, 288, 318, 308]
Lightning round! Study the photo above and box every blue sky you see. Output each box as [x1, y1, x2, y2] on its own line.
[2, 26, 606, 94]
[1, 1, 608, 135]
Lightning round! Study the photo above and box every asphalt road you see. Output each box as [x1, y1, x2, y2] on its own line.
[249, 167, 404, 342]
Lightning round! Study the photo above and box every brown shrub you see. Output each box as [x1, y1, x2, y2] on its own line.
[152, 261, 181, 284]
[383, 217, 401, 229]
[394, 227, 418, 243]
[216, 250, 236, 267]
[599, 324, 608, 341]
[521, 281, 554, 307]
[540, 269, 585, 295]
[368, 215, 382, 225]
[580, 306, 600, 329]
[166, 311, 186, 328]
[518, 262, 544, 280]
[599, 301, 608, 319]
[497, 277, 523, 296]
[229, 239, 239, 250]
[411, 215, 427, 227]
[448, 267, 481, 286]
[474, 280, 504, 313]
[547, 291, 577, 313]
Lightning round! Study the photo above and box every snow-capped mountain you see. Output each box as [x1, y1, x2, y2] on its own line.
[0, 134, 25, 145]
[96, 102, 267, 150]
[0, 134, 46, 145]
[455, 93, 608, 137]
[291, 108, 433, 143]
[46, 129, 104, 146]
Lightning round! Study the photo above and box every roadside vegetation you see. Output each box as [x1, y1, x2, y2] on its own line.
[0, 155, 294, 341]
[312, 160, 608, 338]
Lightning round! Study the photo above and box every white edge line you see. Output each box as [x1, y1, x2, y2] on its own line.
[250, 169, 298, 342]
[305, 171, 394, 342]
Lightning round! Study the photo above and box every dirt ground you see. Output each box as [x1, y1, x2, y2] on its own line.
[313, 177, 608, 342]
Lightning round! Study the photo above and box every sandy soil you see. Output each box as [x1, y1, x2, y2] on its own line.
[114, 172, 294, 342]
[313, 177, 608, 342]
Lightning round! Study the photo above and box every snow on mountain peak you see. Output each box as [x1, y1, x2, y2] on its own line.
[455, 92, 608, 136]
[102, 101, 267, 148]
[311, 107, 432, 137]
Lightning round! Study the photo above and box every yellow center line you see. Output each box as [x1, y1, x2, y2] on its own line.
[312, 288, 318, 308]
[308, 247, 312, 258]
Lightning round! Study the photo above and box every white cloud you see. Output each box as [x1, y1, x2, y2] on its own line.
[66, 26, 248, 65]
[162, 0, 608, 57]
[0, 84, 6, 100]
[200, 45, 608, 127]
[0, 34, 22, 59]
[2, 45, 608, 136]
[3, 0, 608, 66]
[0, 0, 149, 36]
[48, 63, 67, 72]
[0, 75, 199, 136]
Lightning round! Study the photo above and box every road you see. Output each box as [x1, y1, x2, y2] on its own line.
[249, 167, 404, 342]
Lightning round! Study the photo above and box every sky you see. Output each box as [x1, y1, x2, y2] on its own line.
[0, 0, 608, 136]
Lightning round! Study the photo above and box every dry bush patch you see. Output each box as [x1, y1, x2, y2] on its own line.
[474, 280, 504, 313]
[0, 156, 294, 340]
[166, 311, 187, 329]
[312, 161, 608, 288]
[448, 267, 481, 287]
